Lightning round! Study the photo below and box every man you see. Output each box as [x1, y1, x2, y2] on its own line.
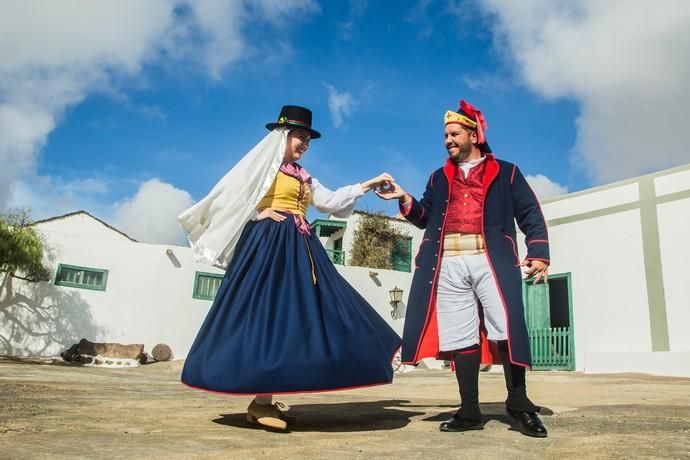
[376, 100, 549, 437]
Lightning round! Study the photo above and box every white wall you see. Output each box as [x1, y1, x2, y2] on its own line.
[529, 164, 690, 375]
[335, 265, 412, 336]
[657, 197, 690, 351]
[534, 210, 652, 370]
[1, 215, 221, 359]
[38, 213, 133, 242]
[1, 213, 412, 360]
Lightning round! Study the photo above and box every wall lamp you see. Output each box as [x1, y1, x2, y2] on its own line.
[389, 286, 403, 319]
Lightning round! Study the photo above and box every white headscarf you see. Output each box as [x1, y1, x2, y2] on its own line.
[178, 128, 287, 269]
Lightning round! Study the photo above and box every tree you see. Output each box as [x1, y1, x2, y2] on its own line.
[349, 211, 410, 270]
[0, 209, 51, 283]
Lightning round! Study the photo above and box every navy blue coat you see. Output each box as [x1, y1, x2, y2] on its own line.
[400, 154, 549, 367]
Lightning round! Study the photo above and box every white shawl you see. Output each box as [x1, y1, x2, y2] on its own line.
[178, 129, 287, 269]
[179, 128, 366, 269]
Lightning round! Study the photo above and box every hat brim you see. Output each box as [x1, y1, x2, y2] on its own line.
[266, 122, 321, 139]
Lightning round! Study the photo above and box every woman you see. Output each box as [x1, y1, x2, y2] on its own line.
[179, 105, 401, 431]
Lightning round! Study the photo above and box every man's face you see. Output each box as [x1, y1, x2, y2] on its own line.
[444, 123, 475, 162]
[284, 128, 311, 162]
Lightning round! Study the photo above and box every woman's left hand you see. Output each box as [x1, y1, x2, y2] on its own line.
[361, 172, 394, 192]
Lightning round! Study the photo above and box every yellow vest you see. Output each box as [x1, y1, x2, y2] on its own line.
[256, 172, 311, 216]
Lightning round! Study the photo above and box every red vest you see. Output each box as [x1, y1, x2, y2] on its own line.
[445, 160, 486, 234]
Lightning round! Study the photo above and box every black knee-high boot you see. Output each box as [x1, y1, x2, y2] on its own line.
[452, 345, 482, 420]
[497, 340, 539, 412]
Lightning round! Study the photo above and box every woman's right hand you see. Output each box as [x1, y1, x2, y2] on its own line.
[256, 208, 287, 222]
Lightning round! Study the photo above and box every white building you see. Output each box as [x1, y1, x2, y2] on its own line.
[2, 162, 689, 377]
[0, 211, 412, 361]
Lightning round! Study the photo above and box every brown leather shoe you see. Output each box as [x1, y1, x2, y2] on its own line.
[246, 400, 287, 431]
[274, 402, 298, 426]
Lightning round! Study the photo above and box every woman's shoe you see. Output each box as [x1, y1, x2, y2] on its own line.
[274, 402, 298, 425]
[246, 400, 287, 431]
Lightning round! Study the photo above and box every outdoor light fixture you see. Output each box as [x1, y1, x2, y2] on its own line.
[389, 286, 403, 319]
[165, 248, 181, 268]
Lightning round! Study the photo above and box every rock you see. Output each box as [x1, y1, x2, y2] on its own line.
[151, 344, 173, 362]
[61, 339, 146, 363]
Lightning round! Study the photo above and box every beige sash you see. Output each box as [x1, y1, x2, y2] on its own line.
[443, 233, 485, 257]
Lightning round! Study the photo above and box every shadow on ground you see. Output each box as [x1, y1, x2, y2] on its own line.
[421, 402, 555, 434]
[213, 399, 432, 432]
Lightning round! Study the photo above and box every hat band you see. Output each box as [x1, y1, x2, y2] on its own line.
[286, 119, 310, 128]
[278, 116, 311, 129]
[444, 111, 477, 129]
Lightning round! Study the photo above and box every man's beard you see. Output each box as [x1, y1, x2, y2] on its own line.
[448, 140, 473, 162]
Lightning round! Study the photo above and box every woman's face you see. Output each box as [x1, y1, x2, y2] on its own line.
[283, 128, 311, 163]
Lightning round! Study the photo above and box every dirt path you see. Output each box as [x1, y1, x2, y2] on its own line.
[1, 357, 689, 459]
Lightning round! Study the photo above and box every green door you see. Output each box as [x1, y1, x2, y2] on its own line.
[524, 282, 550, 329]
[523, 274, 575, 370]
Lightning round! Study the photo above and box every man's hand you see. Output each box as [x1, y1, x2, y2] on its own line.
[520, 259, 549, 284]
[361, 173, 394, 193]
[374, 180, 407, 201]
[256, 208, 286, 222]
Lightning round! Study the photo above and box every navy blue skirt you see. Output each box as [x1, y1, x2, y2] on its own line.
[182, 216, 401, 395]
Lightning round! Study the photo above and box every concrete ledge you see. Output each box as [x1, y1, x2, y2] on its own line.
[584, 351, 690, 377]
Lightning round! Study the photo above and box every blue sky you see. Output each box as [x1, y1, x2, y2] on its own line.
[2, 1, 689, 244]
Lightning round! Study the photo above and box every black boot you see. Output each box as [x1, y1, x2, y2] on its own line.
[439, 345, 483, 432]
[498, 340, 547, 437]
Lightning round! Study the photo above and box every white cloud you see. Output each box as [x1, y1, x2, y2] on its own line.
[525, 174, 568, 199]
[462, 73, 511, 92]
[112, 179, 194, 245]
[0, 0, 319, 210]
[324, 83, 357, 128]
[8, 176, 112, 220]
[405, 0, 436, 38]
[476, 0, 690, 184]
[337, 0, 368, 40]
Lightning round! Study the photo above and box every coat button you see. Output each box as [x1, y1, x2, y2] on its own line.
[432, 267, 436, 271]
[429, 281, 433, 284]
[437, 227, 441, 230]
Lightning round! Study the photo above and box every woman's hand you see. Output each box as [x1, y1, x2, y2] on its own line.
[256, 208, 287, 222]
[361, 172, 394, 193]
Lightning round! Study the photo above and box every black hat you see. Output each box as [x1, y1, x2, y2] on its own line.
[265, 105, 321, 139]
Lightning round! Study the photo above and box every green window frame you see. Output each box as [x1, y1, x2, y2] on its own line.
[392, 237, 413, 272]
[193, 271, 224, 301]
[54, 264, 108, 291]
